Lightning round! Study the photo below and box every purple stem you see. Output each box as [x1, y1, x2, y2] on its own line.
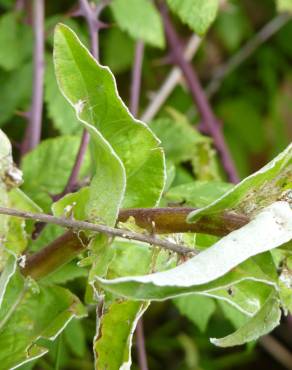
[63, 130, 90, 194]
[63, 0, 108, 194]
[22, 0, 44, 155]
[129, 40, 148, 370]
[159, 3, 239, 184]
[15, 0, 25, 11]
[130, 41, 145, 116]
[136, 320, 148, 370]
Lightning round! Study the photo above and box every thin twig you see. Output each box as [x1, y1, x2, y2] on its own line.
[62, 130, 90, 196]
[136, 321, 148, 370]
[141, 34, 201, 123]
[159, 2, 239, 184]
[259, 335, 292, 370]
[19, 206, 249, 279]
[206, 13, 291, 98]
[0, 207, 195, 255]
[130, 41, 145, 117]
[21, 0, 45, 155]
[141, 13, 291, 123]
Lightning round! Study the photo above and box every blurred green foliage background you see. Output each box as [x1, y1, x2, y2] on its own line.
[1, 0, 292, 369]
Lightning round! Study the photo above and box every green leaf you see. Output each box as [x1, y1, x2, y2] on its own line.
[102, 27, 134, 74]
[21, 136, 90, 212]
[94, 300, 148, 370]
[188, 143, 292, 223]
[165, 181, 233, 208]
[40, 262, 88, 285]
[44, 56, 81, 135]
[0, 253, 17, 307]
[64, 319, 86, 358]
[0, 12, 32, 71]
[167, 0, 219, 35]
[6, 189, 42, 255]
[218, 300, 249, 329]
[277, 0, 292, 12]
[150, 111, 220, 181]
[110, 0, 165, 48]
[0, 130, 23, 267]
[0, 271, 86, 369]
[173, 295, 216, 332]
[53, 24, 165, 209]
[97, 202, 292, 300]
[54, 28, 126, 226]
[208, 280, 274, 316]
[214, 4, 252, 52]
[217, 98, 265, 154]
[0, 62, 32, 126]
[0, 130, 13, 243]
[211, 294, 281, 347]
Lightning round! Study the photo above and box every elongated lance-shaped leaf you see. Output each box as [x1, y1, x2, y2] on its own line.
[211, 293, 281, 347]
[94, 300, 149, 370]
[54, 24, 165, 209]
[188, 143, 292, 223]
[97, 202, 292, 300]
[0, 270, 86, 370]
[54, 28, 126, 226]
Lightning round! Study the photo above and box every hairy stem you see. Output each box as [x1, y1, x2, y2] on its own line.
[21, 0, 45, 155]
[159, 2, 239, 183]
[119, 207, 248, 236]
[22, 231, 87, 280]
[1, 206, 249, 279]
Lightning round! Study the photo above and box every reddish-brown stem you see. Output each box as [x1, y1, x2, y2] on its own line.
[1, 205, 250, 280]
[119, 207, 248, 236]
[21, 0, 45, 155]
[159, 2, 239, 184]
[22, 231, 87, 280]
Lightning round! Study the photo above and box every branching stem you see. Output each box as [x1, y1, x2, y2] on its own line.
[0, 207, 195, 255]
[1, 206, 249, 280]
[159, 2, 239, 183]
